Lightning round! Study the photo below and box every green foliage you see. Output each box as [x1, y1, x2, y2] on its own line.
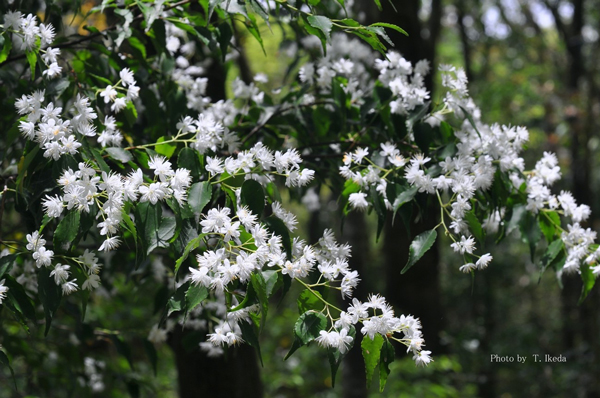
[402, 230, 438, 274]
[362, 334, 384, 388]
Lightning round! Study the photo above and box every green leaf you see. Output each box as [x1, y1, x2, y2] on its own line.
[251, 272, 268, 332]
[539, 239, 564, 279]
[229, 280, 257, 313]
[185, 284, 208, 317]
[369, 22, 408, 36]
[127, 36, 147, 58]
[0, 350, 17, 391]
[579, 263, 596, 304]
[155, 136, 177, 158]
[366, 26, 393, 47]
[262, 270, 281, 298]
[188, 182, 212, 214]
[177, 147, 202, 178]
[327, 326, 356, 387]
[464, 211, 485, 244]
[413, 122, 435, 153]
[174, 234, 205, 276]
[294, 311, 327, 345]
[379, 339, 395, 392]
[0, 254, 17, 279]
[53, 211, 81, 252]
[539, 211, 560, 243]
[370, 185, 387, 240]
[284, 336, 304, 360]
[167, 281, 190, 316]
[16, 145, 40, 193]
[216, 22, 233, 62]
[239, 315, 263, 366]
[26, 50, 37, 80]
[38, 267, 62, 336]
[361, 334, 384, 388]
[297, 289, 325, 314]
[244, 15, 265, 54]
[4, 276, 36, 323]
[519, 212, 542, 262]
[307, 15, 333, 42]
[401, 229, 437, 274]
[263, 216, 292, 259]
[0, 34, 12, 64]
[106, 147, 134, 163]
[392, 186, 418, 223]
[155, 217, 177, 252]
[135, 202, 160, 255]
[439, 121, 454, 141]
[241, 179, 265, 217]
[123, 101, 138, 126]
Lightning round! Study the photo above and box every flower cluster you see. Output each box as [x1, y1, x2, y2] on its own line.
[25, 231, 103, 296]
[187, 203, 429, 365]
[26, 231, 54, 268]
[176, 113, 239, 154]
[16, 92, 92, 160]
[317, 294, 432, 366]
[206, 143, 315, 188]
[99, 68, 140, 114]
[2, 12, 61, 78]
[337, 54, 600, 276]
[376, 52, 431, 115]
[42, 156, 191, 252]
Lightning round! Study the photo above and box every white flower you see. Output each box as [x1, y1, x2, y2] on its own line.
[99, 236, 121, 252]
[476, 253, 493, 269]
[170, 168, 192, 190]
[61, 280, 78, 295]
[43, 62, 62, 78]
[148, 325, 168, 344]
[33, 247, 54, 267]
[50, 264, 71, 285]
[60, 135, 81, 155]
[459, 263, 476, 273]
[206, 157, 224, 176]
[126, 84, 140, 100]
[0, 279, 8, 305]
[348, 192, 369, 210]
[119, 68, 135, 86]
[413, 350, 432, 366]
[82, 274, 101, 290]
[450, 236, 476, 254]
[100, 85, 117, 103]
[139, 182, 169, 204]
[4, 11, 23, 30]
[39, 23, 56, 45]
[110, 97, 128, 113]
[148, 156, 174, 181]
[26, 231, 46, 252]
[254, 73, 268, 83]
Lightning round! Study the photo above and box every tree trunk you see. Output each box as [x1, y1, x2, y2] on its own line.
[341, 211, 370, 398]
[170, 326, 263, 398]
[359, 0, 444, 354]
[169, 52, 264, 397]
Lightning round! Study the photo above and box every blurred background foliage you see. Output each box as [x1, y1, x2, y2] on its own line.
[1, 0, 600, 397]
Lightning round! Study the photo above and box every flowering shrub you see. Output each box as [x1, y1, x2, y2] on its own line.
[0, 0, 596, 394]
